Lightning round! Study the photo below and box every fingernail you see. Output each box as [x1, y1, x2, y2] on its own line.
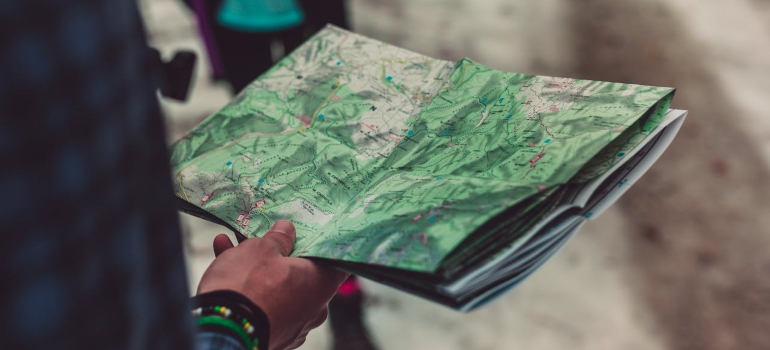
[271, 220, 295, 234]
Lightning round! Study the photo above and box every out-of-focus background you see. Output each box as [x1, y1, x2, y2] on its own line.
[141, 0, 770, 349]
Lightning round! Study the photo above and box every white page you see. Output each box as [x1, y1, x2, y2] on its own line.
[439, 204, 578, 294]
[583, 111, 686, 219]
[572, 109, 688, 207]
[449, 216, 582, 296]
[459, 218, 587, 312]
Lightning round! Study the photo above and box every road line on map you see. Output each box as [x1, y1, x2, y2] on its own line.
[310, 82, 342, 128]
[177, 174, 191, 202]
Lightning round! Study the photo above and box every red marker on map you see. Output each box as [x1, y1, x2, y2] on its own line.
[253, 199, 266, 208]
[236, 214, 245, 223]
[296, 114, 312, 127]
[201, 192, 214, 204]
[242, 217, 251, 227]
[530, 151, 545, 165]
[360, 122, 376, 131]
[413, 213, 424, 222]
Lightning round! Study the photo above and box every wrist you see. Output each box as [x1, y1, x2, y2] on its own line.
[191, 290, 271, 350]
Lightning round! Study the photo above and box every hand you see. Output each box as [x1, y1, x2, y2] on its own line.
[197, 221, 349, 350]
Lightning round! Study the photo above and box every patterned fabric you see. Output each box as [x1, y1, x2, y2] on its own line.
[0, 0, 200, 348]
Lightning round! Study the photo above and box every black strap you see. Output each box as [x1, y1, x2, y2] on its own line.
[148, 47, 197, 102]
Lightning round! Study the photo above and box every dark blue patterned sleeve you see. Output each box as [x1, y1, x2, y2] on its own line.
[0, 0, 236, 348]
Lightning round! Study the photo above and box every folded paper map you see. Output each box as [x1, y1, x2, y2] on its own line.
[170, 25, 686, 310]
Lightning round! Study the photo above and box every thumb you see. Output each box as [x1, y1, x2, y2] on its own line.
[212, 233, 234, 257]
[261, 220, 296, 256]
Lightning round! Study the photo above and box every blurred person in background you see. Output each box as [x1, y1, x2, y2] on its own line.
[0, 0, 350, 349]
[185, 0, 351, 92]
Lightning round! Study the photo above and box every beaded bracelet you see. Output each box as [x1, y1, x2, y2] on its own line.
[197, 315, 256, 349]
[191, 290, 271, 350]
[193, 305, 258, 349]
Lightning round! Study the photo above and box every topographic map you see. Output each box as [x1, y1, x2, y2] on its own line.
[170, 25, 674, 272]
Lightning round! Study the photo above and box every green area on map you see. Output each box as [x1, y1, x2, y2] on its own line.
[170, 25, 673, 273]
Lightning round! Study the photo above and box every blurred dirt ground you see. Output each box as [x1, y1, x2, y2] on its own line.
[141, 0, 770, 348]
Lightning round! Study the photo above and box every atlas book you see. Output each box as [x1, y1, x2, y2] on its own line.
[170, 25, 686, 311]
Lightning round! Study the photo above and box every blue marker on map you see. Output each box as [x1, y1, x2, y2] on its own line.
[226, 161, 232, 166]
[617, 152, 626, 157]
[386, 76, 393, 82]
[481, 98, 488, 103]
[444, 130, 451, 136]
[407, 130, 414, 136]
[258, 178, 265, 184]
[544, 139, 552, 144]
[318, 114, 325, 120]
[428, 216, 436, 222]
